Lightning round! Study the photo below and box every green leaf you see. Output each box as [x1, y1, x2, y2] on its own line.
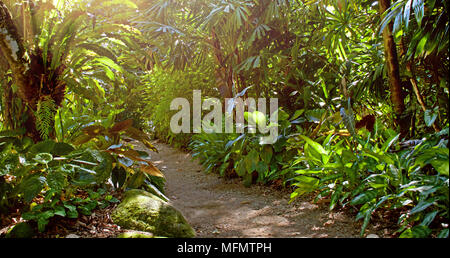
[225, 134, 245, 150]
[300, 135, 328, 156]
[127, 170, 146, 189]
[381, 134, 400, 152]
[260, 145, 273, 163]
[54, 206, 66, 217]
[399, 228, 414, 238]
[409, 198, 436, 215]
[33, 153, 53, 165]
[29, 140, 56, 155]
[219, 162, 229, 177]
[420, 211, 438, 227]
[36, 211, 54, 232]
[362, 149, 395, 165]
[430, 159, 449, 176]
[0, 128, 26, 137]
[94, 152, 114, 183]
[251, 111, 266, 126]
[400, 225, 431, 238]
[79, 201, 97, 216]
[437, 229, 449, 238]
[118, 156, 133, 167]
[47, 170, 67, 192]
[255, 162, 268, 175]
[360, 211, 372, 237]
[244, 151, 259, 174]
[351, 190, 378, 205]
[290, 109, 305, 121]
[64, 204, 78, 218]
[71, 165, 97, 186]
[330, 185, 343, 210]
[52, 143, 75, 156]
[20, 176, 46, 203]
[235, 161, 246, 177]
[424, 108, 438, 127]
[243, 173, 253, 187]
[93, 56, 124, 73]
[292, 176, 320, 196]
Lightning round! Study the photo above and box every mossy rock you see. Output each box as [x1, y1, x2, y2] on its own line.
[5, 222, 35, 238]
[117, 230, 154, 238]
[111, 189, 195, 238]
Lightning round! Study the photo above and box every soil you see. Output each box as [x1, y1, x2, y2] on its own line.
[144, 141, 386, 238]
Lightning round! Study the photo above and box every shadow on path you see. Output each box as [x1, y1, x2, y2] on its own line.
[140, 141, 370, 238]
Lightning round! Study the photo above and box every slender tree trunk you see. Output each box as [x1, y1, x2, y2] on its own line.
[211, 27, 233, 99]
[379, 0, 408, 136]
[406, 62, 440, 132]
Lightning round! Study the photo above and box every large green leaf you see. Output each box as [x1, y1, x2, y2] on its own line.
[430, 160, 449, 176]
[52, 143, 75, 156]
[350, 190, 378, 205]
[424, 108, 438, 127]
[20, 176, 46, 203]
[260, 145, 273, 164]
[29, 140, 56, 155]
[33, 153, 53, 165]
[47, 170, 68, 192]
[94, 152, 114, 183]
[409, 198, 437, 215]
[235, 161, 246, 177]
[127, 170, 146, 189]
[300, 135, 328, 156]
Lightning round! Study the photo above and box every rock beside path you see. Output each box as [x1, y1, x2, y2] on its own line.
[111, 189, 195, 238]
[117, 230, 155, 238]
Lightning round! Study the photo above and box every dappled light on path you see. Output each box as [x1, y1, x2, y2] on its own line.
[139, 141, 371, 238]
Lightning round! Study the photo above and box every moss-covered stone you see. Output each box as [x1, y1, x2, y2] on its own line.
[117, 230, 154, 238]
[5, 222, 35, 238]
[111, 189, 195, 238]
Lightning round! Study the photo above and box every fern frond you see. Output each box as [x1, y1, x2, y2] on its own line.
[35, 96, 57, 140]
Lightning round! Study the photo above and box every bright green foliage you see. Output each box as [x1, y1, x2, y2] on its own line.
[190, 108, 296, 186]
[22, 188, 119, 232]
[1, 0, 448, 238]
[288, 125, 449, 237]
[143, 65, 218, 147]
[35, 96, 57, 140]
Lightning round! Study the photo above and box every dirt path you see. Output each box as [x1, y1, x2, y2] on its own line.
[146, 141, 374, 238]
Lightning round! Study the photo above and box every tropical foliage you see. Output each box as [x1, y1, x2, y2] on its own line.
[1, 0, 448, 238]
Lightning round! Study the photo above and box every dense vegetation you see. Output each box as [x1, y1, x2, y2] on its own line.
[1, 0, 448, 238]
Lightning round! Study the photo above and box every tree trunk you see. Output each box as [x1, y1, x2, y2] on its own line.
[379, 0, 408, 136]
[1, 1, 41, 141]
[406, 62, 440, 132]
[211, 27, 233, 99]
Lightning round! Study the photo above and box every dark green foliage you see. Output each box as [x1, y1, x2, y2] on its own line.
[5, 222, 35, 238]
[0, 128, 162, 232]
